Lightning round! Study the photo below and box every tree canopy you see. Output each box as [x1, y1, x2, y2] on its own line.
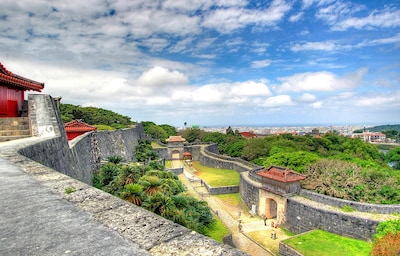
[60, 103, 134, 129]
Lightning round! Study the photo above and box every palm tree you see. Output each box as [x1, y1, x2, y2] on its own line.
[139, 175, 165, 196]
[120, 183, 144, 206]
[142, 193, 176, 218]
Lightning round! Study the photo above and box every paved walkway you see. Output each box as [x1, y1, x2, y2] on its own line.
[174, 160, 276, 256]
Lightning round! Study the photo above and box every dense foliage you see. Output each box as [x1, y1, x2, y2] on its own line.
[196, 130, 400, 204]
[142, 121, 177, 142]
[372, 220, 400, 256]
[93, 160, 214, 234]
[60, 103, 134, 129]
[135, 140, 159, 163]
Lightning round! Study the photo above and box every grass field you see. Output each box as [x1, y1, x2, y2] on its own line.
[151, 141, 165, 148]
[203, 217, 231, 243]
[284, 230, 372, 256]
[192, 161, 240, 187]
[214, 193, 249, 211]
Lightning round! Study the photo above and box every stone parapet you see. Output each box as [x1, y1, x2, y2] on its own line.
[300, 189, 400, 214]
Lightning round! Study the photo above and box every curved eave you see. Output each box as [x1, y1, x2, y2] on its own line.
[0, 73, 44, 92]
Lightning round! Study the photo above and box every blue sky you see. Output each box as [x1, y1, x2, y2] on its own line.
[1, 0, 399, 127]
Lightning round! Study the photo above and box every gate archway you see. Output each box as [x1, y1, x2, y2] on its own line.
[171, 150, 180, 160]
[265, 198, 278, 219]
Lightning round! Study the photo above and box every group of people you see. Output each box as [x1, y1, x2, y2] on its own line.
[263, 214, 278, 239]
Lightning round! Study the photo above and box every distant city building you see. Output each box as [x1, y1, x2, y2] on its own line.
[351, 132, 386, 142]
[239, 131, 257, 139]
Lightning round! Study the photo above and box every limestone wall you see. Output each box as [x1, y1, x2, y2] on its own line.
[284, 197, 379, 240]
[278, 241, 303, 256]
[8, 94, 247, 255]
[300, 189, 400, 214]
[199, 144, 257, 172]
[239, 172, 260, 212]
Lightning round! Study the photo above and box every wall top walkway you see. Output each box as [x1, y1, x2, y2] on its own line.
[0, 137, 247, 256]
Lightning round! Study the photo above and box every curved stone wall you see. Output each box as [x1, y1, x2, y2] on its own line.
[4, 94, 246, 255]
[300, 189, 400, 214]
[285, 196, 380, 240]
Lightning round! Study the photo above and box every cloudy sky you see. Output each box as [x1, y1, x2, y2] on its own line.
[1, 0, 399, 127]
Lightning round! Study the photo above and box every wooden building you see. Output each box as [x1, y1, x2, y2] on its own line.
[64, 119, 97, 140]
[0, 62, 44, 117]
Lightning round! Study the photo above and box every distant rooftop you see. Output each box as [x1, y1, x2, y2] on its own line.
[256, 165, 306, 183]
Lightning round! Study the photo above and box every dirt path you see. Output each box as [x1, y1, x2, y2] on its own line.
[174, 160, 289, 256]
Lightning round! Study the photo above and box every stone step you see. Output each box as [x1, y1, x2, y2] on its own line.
[0, 117, 30, 128]
[0, 130, 31, 136]
[0, 117, 31, 142]
[0, 124, 30, 130]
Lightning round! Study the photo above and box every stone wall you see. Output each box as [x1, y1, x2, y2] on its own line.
[284, 197, 379, 240]
[95, 126, 144, 162]
[278, 241, 303, 256]
[6, 94, 247, 255]
[239, 172, 260, 211]
[20, 94, 144, 185]
[204, 183, 240, 195]
[300, 189, 400, 214]
[199, 144, 257, 172]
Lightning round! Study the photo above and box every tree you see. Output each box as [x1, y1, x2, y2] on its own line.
[263, 151, 320, 173]
[138, 175, 166, 196]
[386, 147, 400, 169]
[120, 183, 144, 206]
[226, 126, 234, 135]
[181, 128, 203, 143]
[372, 220, 400, 256]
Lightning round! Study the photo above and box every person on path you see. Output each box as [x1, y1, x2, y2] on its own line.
[263, 215, 267, 226]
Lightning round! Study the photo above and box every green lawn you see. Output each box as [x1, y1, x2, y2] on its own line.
[192, 161, 240, 187]
[151, 142, 165, 148]
[214, 193, 249, 211]
[284, 230, 372, 256]
[165, 160, 173, 169]
[203, 217, 231, 243]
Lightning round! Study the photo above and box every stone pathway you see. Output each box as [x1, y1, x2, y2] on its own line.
[174, 160, 279, 256]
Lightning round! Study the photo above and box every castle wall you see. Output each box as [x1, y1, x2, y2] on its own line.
[199, 144, 257, 172]
[300, 189, 400, 214]
[6, 94, 245, 255]
[239, 172, 260, 211]
[284, 197, 379, 240]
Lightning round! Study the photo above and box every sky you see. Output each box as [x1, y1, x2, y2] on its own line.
[1, 0, 400, 127]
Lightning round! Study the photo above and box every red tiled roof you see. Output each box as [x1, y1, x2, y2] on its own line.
[183, 151, 191, 156]
[0, 62, 44, 92]
[166, 136, 186, 142]
[240, 131, 257, 138]
[64, 120, 97, 132]
[256, 165, 306, 183]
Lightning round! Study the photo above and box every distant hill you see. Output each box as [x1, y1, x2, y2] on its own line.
[59, 103, 135, 129]
[355, 124, 400, 132]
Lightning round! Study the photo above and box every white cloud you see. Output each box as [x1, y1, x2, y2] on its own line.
[260, 95, 294, 108]
[201, 0, 291, 32]
[290, 40, 343, 52]
[276, 68, 368, 93]
[297, 93, 316, 102]
[334, 8, 400, 31]
[311, 101, 322, 108]
[251, 59, 272, 68]
[136, 66, 189, 87]
[289, 12, 303, 22]
[355, 92, 400, 107]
